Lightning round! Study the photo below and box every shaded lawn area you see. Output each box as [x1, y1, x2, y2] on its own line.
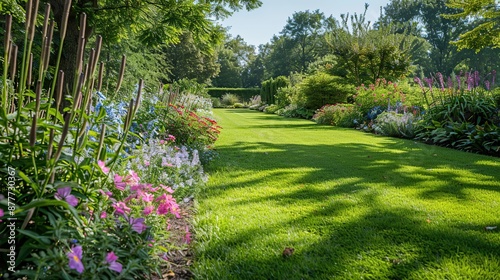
[193, 109, 500, 279]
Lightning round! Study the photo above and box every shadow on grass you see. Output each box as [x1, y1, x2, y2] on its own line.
[198, 137, 500, 279]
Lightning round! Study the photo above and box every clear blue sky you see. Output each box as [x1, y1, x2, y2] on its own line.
[219, 0, 391, 47]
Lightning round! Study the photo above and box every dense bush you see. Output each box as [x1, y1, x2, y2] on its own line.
[313, 104, 362, 128]
[221, 93, 240, 106]
[297, 73, 355, 110]
[264, 104, 279, 114]
[276, 104, 315, 119]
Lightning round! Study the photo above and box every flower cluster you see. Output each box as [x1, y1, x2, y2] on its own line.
[354, 78, 409, 118]
[127, 137, 208, 199]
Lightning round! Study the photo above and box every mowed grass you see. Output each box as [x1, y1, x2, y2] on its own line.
[193, 109, 500, 279]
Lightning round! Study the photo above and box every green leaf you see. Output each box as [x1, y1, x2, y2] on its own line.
[17, 229, 52, 245]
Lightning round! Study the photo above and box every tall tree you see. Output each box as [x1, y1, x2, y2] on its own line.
[212, 35, 256, 87]
[42, 0, 261, 97]
[325, 9, 415, 84]
[280, 9, 328, 73]
[163, 31, 220, 84]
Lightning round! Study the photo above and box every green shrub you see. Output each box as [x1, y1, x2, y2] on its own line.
[233, 102, 246, 108]
[221, 93, 240, 106]
[298, 73, 355, 110]
[312, 104, 362, 128]
[374, 111, 418, 138]
[261, 76, 289, 104]
[264, 104, 279, 114]
[211, 97, 222, 108]
[277, 104, 315, 119]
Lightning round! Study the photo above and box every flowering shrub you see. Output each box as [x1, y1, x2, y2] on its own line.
[165, 104, 221, 151]
[354, 78, 411, 119]
[127, 138, 208, 199]
[313, 104, 362, 128]
[373, 111, 419, 138]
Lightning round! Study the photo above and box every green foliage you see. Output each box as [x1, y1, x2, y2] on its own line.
[221, 93, 241, 106]
[163, 32, 221, 84]
[263, 104, 279, 114]
[233, 102, 246, 108]
[415, 72, 500, 155]
[445, 0, 500, 51]
[207, 88, 260, 102]
[312, 104, 362, 127]
[276, 104, 315, 119]
[326, 9, 415, 84]
[260, 76, 289, 104]
[297, 73, 355, 110]
[211, 97, 223, 108]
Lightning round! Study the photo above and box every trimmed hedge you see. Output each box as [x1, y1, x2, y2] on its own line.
[207, 88, 260, 102]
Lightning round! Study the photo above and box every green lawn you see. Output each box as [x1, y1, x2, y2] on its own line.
[193, 109, 500, 279]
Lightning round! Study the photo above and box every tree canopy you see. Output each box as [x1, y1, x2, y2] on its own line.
[445, 0, 500, 52]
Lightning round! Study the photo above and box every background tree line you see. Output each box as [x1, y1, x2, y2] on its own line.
[2, 0, 497, 94]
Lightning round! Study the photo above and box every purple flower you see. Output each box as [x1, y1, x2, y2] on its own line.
[67, 245, 84, 274]
[492, 70, 496, 86]
[447, 76, 453, 90]
[106, 252, 123, 273]
[129, 217, 147, 234]
[437, 72, 444, 91]
[55, 187, 79, 207]
[474, 71, 480, 87]
[485, 80, 491, 91]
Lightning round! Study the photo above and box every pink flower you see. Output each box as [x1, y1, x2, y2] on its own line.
[106, 252, 123, 273]
[156, 195, 181, 218]
[185, 226, 191, 244]
[160, 184, 174, 194]
[129, 217, 147, 234]
[167, 134, 176, 142]
[67, 245, 84, 273]
[98, 160, 110, 174]
[143, 205, 154, 215]
[123, 170, 140, 185]
[144, 160, 150, 167]
[0, 209, 4, 223]
[112, 202, 131, 216]
[100, 212, 107, 219]
[114, 174, 126, 191]
[99, 189, 113, 198]
[141, 192, 154, 203]
[55, 187, 79, 207]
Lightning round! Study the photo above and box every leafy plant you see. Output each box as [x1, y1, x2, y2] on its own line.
[297, 73, 355, 110]
[312, 104, 362, 128]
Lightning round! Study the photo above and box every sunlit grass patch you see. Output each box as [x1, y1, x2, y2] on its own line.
[194, 109, 500, 279]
